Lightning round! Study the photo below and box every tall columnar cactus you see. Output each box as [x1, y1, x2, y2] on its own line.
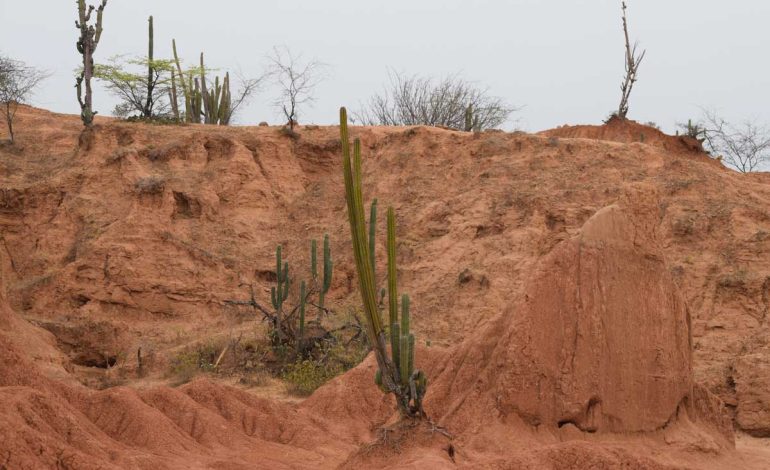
[340, 107, 427, 418]
[143, 15, 154, 117]
[169, 70, 180, 121]
[171, 39, 193, 122]
[75, 0, 107, 127]
[271, 245, 290, 311]
[464, 104, 473, 132]
[315, 234, 333, 313]
[464, 103, 480, 132]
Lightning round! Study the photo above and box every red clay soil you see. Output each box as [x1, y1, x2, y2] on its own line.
[1, 106, 769, 468]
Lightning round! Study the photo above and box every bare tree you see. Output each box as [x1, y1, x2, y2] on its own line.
[356, 71, 517, 131]
[697, 109, 770, 173]
[0, 55, 48, 143]
[267, 46, 326, 130]
[616, 1, 646, 119]
[225, 71, 265, 124]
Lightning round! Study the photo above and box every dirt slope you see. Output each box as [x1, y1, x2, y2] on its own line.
[1, 106, 769, 468]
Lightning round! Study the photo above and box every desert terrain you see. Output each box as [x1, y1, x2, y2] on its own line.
[1, 106, 770, 468]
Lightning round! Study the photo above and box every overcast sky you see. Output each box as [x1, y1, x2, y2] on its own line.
[1, 0, 769, 133]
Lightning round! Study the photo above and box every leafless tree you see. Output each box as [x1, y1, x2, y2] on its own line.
[616, 1, 646, 119]
[0, 55, 48, 143]
[698, 109, 770, 173]
[267, 46, 326, 130]
[225, 71, 266, 124]
[356, 71, 517, 131]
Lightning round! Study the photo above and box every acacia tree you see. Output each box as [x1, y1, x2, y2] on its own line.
[357, 71, 516, 131]
[616, 1, 645, 119]
[697, 110, 770, 173]
[0, 55, 48, 143]
[267, 46, 326, 130]
[96, 56, 176, 118]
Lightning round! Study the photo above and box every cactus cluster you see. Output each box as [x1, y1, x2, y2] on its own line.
[340, 107, 427, 418]
[267, 236, 333, 355]
[171, 41, 232, 124]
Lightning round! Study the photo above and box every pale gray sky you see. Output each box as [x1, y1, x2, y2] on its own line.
[1, 0, 769, 133]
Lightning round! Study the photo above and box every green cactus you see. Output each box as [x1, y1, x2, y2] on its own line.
[310, 239, 318, 279]
[143, 15, 154, 117]
[401, 294, 410, 337]
[391, 322, 400, 378]
[341, 107, 426, 418]
[270, 246, 290, 311]
[169, 70, 179, 121]
[369, 199, 378, 282]
[464, 104, 473, 132]
[298, 280, 306, 353]
[387, 207, 398, 326]
[171, 43, 231, 124]
[172, 39, 203, 123]
[317, 234, 333, 311]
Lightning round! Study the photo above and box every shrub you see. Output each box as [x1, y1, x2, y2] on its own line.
[133, 175, 165, 195]
[282, 360, 341, 396]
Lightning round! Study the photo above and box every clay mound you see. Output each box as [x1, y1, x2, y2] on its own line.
[411, 189, 733, 467]
[542, 116, 708, 156]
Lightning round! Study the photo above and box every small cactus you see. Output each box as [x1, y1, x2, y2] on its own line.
[316, 234, 333, 313]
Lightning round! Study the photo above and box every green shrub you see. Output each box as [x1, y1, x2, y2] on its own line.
[283, 360, 341, 396]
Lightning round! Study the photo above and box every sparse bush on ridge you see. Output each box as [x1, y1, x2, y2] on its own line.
[356, 71, 516, 131]
[0, 55, 48, 143]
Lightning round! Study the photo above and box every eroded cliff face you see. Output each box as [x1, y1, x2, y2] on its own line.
[0, 106, 768, 468]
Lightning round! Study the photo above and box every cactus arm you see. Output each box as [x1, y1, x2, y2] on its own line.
[401, 294, 410, 338]
[400, 335, 410, 386]
[391, 323, 400, 378]
[369, 199, 378, 282]
[282, 262, 290, 301]
[408, 333, 415, 379]
[310, 239, 318, 280]
[323, 234, 333, 293]
[387, 207, 398, 327]
[298, 281, 306, 353]
[94, 1, 106, 47]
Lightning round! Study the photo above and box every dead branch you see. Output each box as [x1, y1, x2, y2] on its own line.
[617, 1, 646, 119]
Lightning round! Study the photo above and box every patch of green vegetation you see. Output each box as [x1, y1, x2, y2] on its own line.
[168, 340, 221, 386]
[282, 360, 341, 396]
